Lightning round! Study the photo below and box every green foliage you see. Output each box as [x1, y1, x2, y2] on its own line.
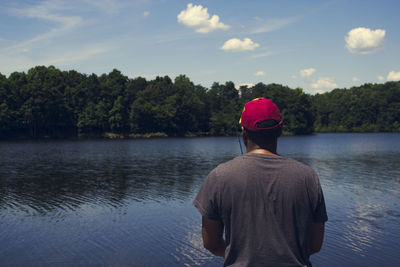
[1, 65, 399, 139]
[312, 82, 400, 132]
[109, 96, 126, 133]
[128, 132, 168, 138]
[208, 82, 240, 135]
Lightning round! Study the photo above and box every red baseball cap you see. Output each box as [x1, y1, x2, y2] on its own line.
[239, 98, 284, 131]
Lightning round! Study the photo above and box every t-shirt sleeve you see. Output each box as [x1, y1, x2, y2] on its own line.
[313, 185, 328, 223]
[310, 171, 328, 223]
[192, 169, 221, 220]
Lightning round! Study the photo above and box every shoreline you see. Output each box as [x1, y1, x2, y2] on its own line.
[1, 131, 400, 142]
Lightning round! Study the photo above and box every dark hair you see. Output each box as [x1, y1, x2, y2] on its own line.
[244, 119, 282, 146]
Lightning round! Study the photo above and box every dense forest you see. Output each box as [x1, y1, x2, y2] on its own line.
[0, 66, 399, 139]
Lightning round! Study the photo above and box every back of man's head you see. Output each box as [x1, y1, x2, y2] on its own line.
[240, 98, 284, 147]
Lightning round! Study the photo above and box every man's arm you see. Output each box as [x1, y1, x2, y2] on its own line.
[201, 216, 225, 257]
[309, 222, 325, 255]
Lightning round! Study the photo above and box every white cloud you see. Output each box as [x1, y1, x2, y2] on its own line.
[387, 71, 400, 81]
[345, 27, 386, 54]
[221, 38, 259, 52]
[291, 75, 297, 79]
[143, 11, 150, 17]
[236, 83, 254, 90]
[352, 77, 360, 82]
[377, 75, 385, 81]
[311, 77, 338, 91]
[300, 68, 315, 78]
[254, 71, 265, 76]
[177, 3, 230, 34]
[314, 89, 326, 94]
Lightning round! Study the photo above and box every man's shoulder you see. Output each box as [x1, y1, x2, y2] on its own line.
[209, 154, 318, 181]
[282, 157, 317, 173]
[214, 156, 246, 173]
[204, 156, 245, 183]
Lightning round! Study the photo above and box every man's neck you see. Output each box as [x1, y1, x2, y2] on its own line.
[248, 148, 278, 157]
[246, 143, 278, 156]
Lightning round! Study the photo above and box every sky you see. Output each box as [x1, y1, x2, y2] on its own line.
[1, 0, 399, 94]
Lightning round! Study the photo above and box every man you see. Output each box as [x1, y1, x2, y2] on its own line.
[193, 98, 328, 266]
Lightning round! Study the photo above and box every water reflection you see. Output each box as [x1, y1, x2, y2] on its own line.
[278, 134, 400, 266]
[0, 139, 235, 216]
[1, 134, 400, 266]
[170, 216, 224, 267]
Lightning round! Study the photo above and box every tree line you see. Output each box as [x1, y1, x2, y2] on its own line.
[0, 66, 399, 139]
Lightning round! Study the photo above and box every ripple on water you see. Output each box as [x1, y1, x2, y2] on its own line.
[1, 135, 400, 266]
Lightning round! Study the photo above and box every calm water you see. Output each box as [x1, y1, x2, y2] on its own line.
[0, 133, 399, 266]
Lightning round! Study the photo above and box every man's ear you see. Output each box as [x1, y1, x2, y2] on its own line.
[241, 127, 248, 146]
[277, 127, 283, 137]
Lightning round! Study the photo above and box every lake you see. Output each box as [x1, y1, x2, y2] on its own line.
[0, 133, 399, 266]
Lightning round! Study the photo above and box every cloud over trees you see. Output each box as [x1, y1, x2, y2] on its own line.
[221, 38, 259, 51]
[387, 71, 400, 81]
[311, 77, 338, 92]
[300, 68, 316, 78]
[345, 27, 386, 54]
[254, 71, 265, 76]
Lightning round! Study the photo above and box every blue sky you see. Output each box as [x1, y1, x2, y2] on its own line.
[1, 0, 399, 94]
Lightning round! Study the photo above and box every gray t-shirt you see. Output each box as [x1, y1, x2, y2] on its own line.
[193, 153, 328, 267]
